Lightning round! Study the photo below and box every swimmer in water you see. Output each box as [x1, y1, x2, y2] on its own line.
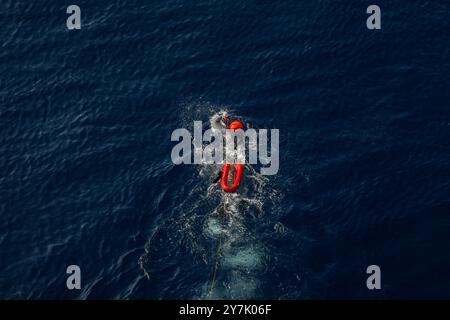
[211, 115, 248, 187]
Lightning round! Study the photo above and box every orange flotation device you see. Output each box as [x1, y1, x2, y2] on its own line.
[221, 120, 245, 193]
[221, 163, 244, 193]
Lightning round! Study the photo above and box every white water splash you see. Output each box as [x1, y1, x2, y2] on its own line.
[139, 105, 282, 299]
[200, 110, 279, 300]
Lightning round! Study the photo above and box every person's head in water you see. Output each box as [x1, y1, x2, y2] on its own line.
[220, 115, 245, 130]
[229, 120, 244, 131]
[211, 118, 245, 184]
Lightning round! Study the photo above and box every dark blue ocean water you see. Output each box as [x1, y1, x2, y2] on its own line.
[1, 1, 449, 299]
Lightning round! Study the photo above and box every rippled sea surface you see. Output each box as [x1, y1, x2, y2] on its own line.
[1, 1, 449, 299]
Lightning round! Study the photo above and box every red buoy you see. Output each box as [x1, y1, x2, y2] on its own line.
[221, 163, 244, 193]
[220, 119, 245, 193]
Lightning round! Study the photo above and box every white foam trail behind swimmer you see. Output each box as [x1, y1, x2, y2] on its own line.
[197, 111, 278, 299]
[139, 105, 281, 299]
